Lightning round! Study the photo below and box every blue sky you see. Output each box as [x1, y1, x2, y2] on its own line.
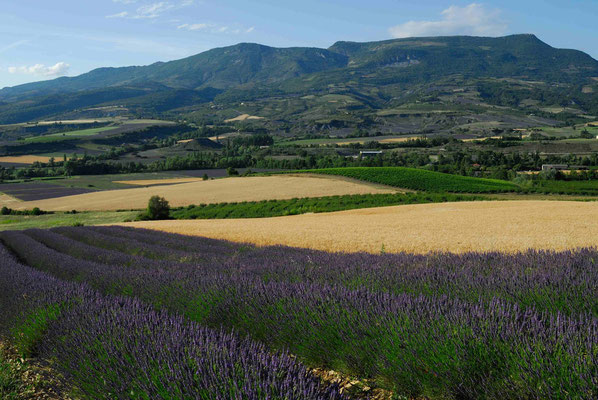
[1, 0, 597, 88]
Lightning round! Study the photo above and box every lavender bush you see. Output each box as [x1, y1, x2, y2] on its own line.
[1, 226, 597, 399]
[0, 242, 345, 399]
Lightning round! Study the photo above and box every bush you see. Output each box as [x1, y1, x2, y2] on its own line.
[146, 196, 170, 220]
[226, 167, 239, 176]
[0, 207, 9, 216]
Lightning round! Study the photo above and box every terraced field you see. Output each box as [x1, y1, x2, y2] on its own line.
[126, 200, 598, 254]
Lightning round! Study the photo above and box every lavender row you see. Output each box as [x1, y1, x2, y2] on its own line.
[0, 242, 346, 399]
[58, 225, 598, 316]
[3, 228, 597, 398]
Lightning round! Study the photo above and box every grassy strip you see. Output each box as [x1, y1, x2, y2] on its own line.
[170, 192, 487, 220]
[297, 167, 520, 193]
[0, 211, 137, 231]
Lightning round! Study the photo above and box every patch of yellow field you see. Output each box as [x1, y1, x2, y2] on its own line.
[224, 114, 264, 123]
[176, 139, 194, 144]
[6, 175, 396, 212]
[0, 194, 21, 206]
[582, 86, 594, 94]
[114, 178, 203, 186]
[120, 201, 598, 254]
[461, 136, 503, 142]
[379, 137, 414, 143]
[0, 155, 52, 164]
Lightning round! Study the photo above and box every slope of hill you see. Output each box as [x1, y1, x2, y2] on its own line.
[0, 34, 597, 125]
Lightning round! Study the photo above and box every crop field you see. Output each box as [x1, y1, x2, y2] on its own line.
[128, 200, 598, 254]
[0, 226, 595, 399]
[0, 211, 137, 231]
[171, 192, 485, 220]
[113, 177, 204, 186]
[0, 155, 52, 165]
[303, 167, 520, 193]
[3, 175, 397, 211]
[0, 182, 95, 201]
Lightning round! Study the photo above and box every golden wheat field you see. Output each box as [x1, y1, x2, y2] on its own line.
[3, 175, 396, 211]
[122, 201, 598, 254]
[113, 178, 204, 186]
[0, 155, 52, 164]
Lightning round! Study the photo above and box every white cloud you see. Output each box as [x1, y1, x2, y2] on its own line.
[8, 62, 70, 77]
[106, 11, 129, 18]
[180, 0, 194, 6]
[178, 23, 211, 31]
[389, 3, 507, 38]
[177, 22, 254, 34]
[134, 2, 174, 19]
[113, 0, 137, 3]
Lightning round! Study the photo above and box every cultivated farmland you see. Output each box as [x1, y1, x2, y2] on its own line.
[2, 175, 397, 211]
[0, 226, 595, 398]
[126, 200, 598, 254]
[303, 167, 520, 193]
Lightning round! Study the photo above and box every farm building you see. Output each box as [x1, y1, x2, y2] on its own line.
[359, 151, 383, 157]
[541, 164, 569, 171]
[541, 164, 589, 172]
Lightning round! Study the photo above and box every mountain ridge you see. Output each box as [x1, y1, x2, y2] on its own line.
[1, 34, 597, 124]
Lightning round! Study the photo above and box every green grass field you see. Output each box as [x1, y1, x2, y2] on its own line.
[23, 127, 114, 143]
[529, 180, 598, 195]
[170, 192, 486, 220]
[0, 211, 137, 231]
[301, 167, 521, 193]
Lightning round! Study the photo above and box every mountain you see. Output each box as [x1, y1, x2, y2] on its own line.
[1, 34, 597, 124]
[0, 44, 347, 101]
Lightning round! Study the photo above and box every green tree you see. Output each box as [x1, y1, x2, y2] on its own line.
[147, 196, 170, 220]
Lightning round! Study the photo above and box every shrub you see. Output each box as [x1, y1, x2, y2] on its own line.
[226, 167, 239, 176]
[146, 196, 170, 220]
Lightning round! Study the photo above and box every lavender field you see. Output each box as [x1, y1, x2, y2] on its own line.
[0, 226, 597, 399]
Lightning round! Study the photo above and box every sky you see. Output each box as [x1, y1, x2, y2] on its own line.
[1, 0, 598, 88]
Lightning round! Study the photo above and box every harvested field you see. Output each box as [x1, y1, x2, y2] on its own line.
[224, 114, 264, 123]
[123, 200, 598, 254]
[0, 193, 20, 207]
[0, 155, 51, 164]
[5, 175, 397, 211]
[114, 178, 203, 186]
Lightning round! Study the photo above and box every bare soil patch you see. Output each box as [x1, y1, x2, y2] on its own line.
[224, 114, 264, 123]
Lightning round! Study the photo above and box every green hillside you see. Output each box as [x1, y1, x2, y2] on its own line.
[1, 34, 597, 125]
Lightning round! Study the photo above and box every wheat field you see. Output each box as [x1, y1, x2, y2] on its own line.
[4, 175, 396, 211]
[113, 178, 204, 186]
[122, 201, 598, 254]
[0, 155, 52, 164]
